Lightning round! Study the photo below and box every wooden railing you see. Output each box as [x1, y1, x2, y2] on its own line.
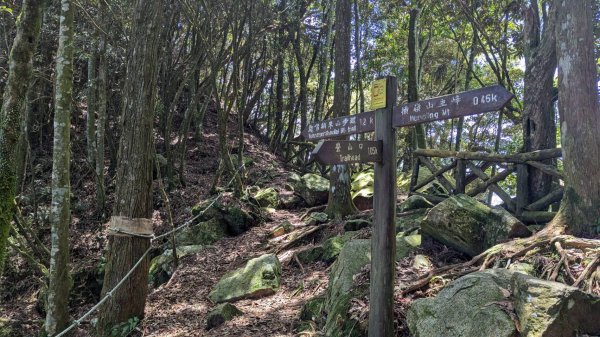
[409, 148, 563, 223]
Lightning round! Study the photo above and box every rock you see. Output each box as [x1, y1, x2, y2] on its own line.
[286, 172, 302, 185]
[407, 269, 600, 337]
[421, 195, 531, 257]
[223, 206, 257, 236]
[344, 219, 371, 232]
[190, 200, 257, 237]
[399, 195, 434, 212]
[322, 232, 359, 263]
[300, 296, 326, 322]
[294, 173, 329, 206]
[395, 209, 427, 233]
[279, 192, 303, 209]
[324, 234, 421, 337]
[254, 187, 279, 208]
[306, 212, 328, 226]
[206, 303, 243, 330]
[507, 262, 534, 275]
[411, 254, 432, 270]
[512, 273, 600, 337]
[270, 221, 293, 238]
[175, 218, 226, 246]
[209, 254, 282, 303]
[295, 245, 324, 264]
[148, 245, 204, 287]
[407, 269, 518, 337]
[351, 171, 374, 211]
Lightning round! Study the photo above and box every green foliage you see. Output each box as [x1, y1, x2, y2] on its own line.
[0, 5, 12, 15]
[110, 317, 139, 337]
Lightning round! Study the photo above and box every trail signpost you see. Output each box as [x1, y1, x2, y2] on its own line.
[304, 77, 513, 337]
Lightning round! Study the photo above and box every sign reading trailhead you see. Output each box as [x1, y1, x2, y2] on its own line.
[311, 140, 382, 165]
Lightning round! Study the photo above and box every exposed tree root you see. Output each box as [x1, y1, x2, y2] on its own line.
[401, 221, 600, 296]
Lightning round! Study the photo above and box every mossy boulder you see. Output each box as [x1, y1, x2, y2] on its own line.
[512, 272, 600, 337]
[300, 296, 326, 322]
[395, 209, 427, 233]
[190, 200, 257, 237]
[351, 170, 374, 211]
[253, 187, 279, 208]
[279, 192, 302, 209]
[323, 234, 421, 337]
[175, 218, 226, 246]
[407, 269, 518, 337]
[407, 270, 600, 337]
[294, 245, 324, 264]
[270, 221, 293, 238]
[209, 253, 282, 303]
[206, 303, 243, 330]
[399, 195, 434, 212]
[294, 173, 329, 206]
[322, 232, 359, 263]
[148, 245, 204, 287]
[422, 195, 531, 257]
[306, 212, 328, 226]
[344, 218, 371, 232]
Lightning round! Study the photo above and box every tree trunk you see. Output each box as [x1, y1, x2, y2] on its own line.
[96, 19, 107, 214]
[45, 0, 74, 334]
[523, 0, 557, 204]
[87, 51, 97, 167]
[325, 0, 357, 219]
[0, 0, 44, 275]
[314, 0, 334, 123]
[408, 2, 426, 150]
[97, 0, 163, 334]
[553, 0, 600, 237]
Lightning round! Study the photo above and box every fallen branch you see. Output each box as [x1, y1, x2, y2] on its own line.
[275, 224, 331, 253]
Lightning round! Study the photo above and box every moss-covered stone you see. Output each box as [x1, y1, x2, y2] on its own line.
[148, 245, 204, 287]
[206, 303, 243, 330]
[254, 187, 279, 208]
[223, 206, 257, 236]
[407, 269, 518, 337]
[399, 195, 434, 212]
[422, 195, 531, 257]
[295, 245, 324, 264]
[395, 209, 427, 233]
[175, 218, 226, 246]
[300, 296, 326, 322]
[306, 212, 328, 226]
[209, 253, 281, 303]
[511, 272, 600, 337]
[322, 232, 358, 263]
[343, 219, 371, 232]
[294, 173, 329, 206]
[323, 234, 421, 337]
[279, 192, 302, 209]
[270, 221, 293, 238]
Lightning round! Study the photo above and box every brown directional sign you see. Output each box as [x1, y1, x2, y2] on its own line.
[392, 85, 513, 127]
[311, 140, 382, 165]
[302, 85, 512, 141]
[301, 110, 375, 141]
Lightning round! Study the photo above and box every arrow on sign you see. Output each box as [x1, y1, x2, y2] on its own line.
[311, 140, 382, 165]
[392, 85, 513, 127]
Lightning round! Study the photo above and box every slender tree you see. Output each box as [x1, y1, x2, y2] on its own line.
[0, 0, 44, 275]
[552, 0, 600, 236]
[325, 0, 357, 219]
[97, 0, 163, 334]
[45, 0, 74, 334]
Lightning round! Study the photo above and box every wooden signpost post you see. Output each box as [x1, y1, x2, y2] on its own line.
[304, 77, 513, 337]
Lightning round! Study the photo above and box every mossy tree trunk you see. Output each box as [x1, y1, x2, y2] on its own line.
[45, 0, 74, 335]
[0, 0, 44, 276]
[97, 0, 163, 334]
[325, 0, 357, 219]
[95, 11, 107, 214]
[523, 0, 557, 204]
[553, 0, 600, 237]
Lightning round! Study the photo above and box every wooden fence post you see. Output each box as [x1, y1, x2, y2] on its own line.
[369, 76, 397, 337]
[455, 159, 467, 194]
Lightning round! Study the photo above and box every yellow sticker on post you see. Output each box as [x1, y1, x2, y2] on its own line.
[370, 78, 387, 110]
